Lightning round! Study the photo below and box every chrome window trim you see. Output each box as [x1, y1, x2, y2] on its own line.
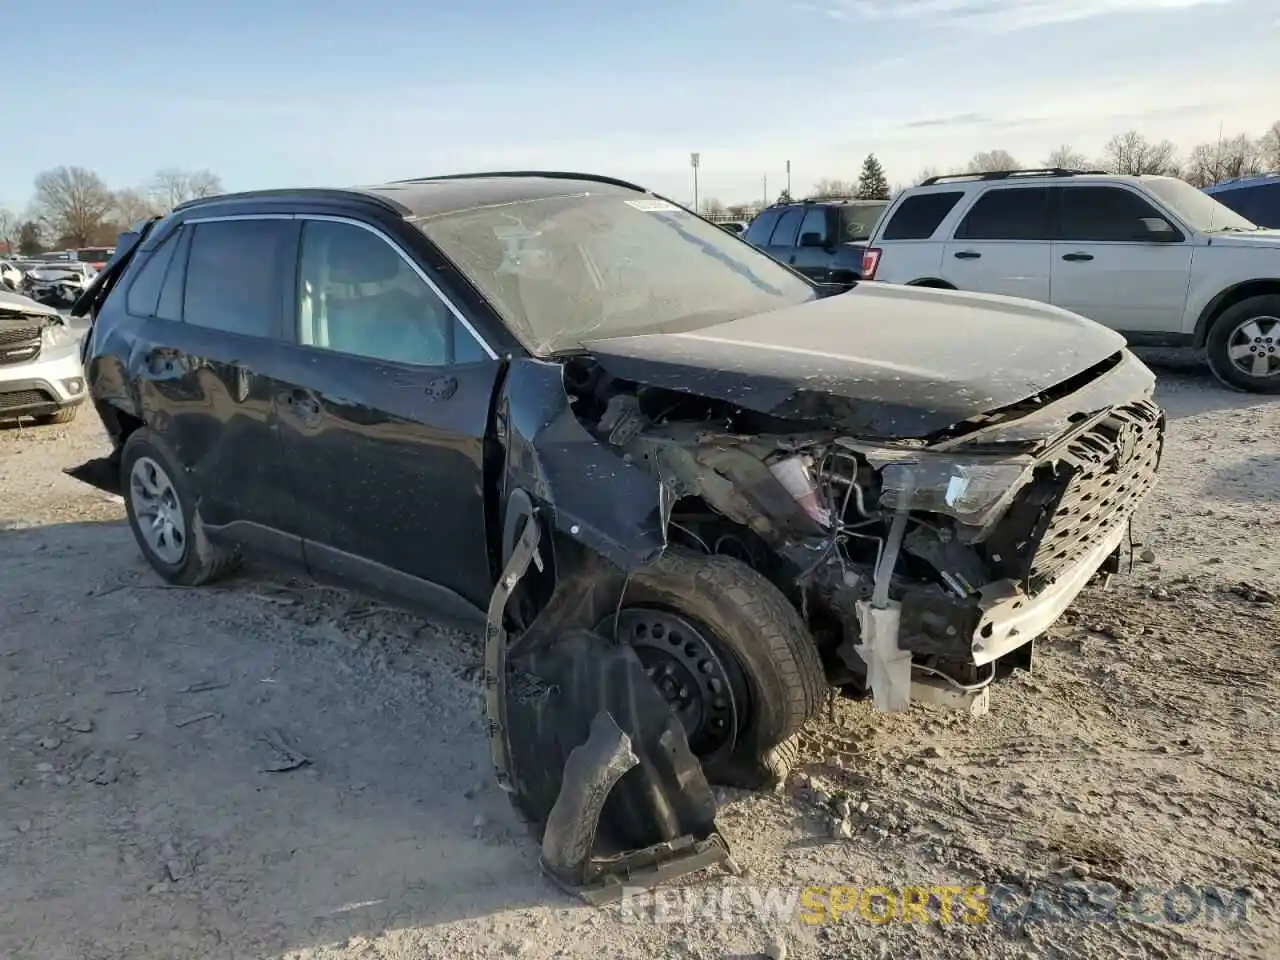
[183, 212, 498, 360]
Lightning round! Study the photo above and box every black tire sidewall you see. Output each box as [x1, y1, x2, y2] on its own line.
[120, 428, 201, 583]
[1206, 295, 1280, 394]
[622, 550, 823, 783]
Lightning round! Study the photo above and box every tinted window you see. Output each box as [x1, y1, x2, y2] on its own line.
[798, 207, 829, 244]
[184, 220, 290, 337]
[156, 228, 190, 322]
[838, 202, 888, 241]
[769, 208, 803, 247]
[1059, 186, 1170, 242]
[955, 188, 1052, 241]
[297, 219, 474, 367]
[882, 192, 963, 240]
[125, 231, 178, 316]
[743, 210, 780, 245]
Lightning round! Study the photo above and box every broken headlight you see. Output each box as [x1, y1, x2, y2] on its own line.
[877, 455, 1035, 528]
[41, 321, 79, 349]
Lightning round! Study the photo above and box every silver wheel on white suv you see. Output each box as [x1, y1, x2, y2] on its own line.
[1206, 295, 1280, 395]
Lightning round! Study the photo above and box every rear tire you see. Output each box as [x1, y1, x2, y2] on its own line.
[36, 406, 78, 425]
[120, 428, 240, 586]
[1205, 295, 1280, 394]
[616, 549, 826, 789]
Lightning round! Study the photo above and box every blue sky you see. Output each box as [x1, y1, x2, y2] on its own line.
[2, 0, 1277, 211]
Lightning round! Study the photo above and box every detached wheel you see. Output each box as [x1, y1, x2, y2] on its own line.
[603, 549, 826, 788]
[36, 406, 78, 425]
[1206, 296, 1280, 394]
[120, 428, 239, 586]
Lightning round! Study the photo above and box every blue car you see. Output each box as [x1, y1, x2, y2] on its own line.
[1204, 173, 1280, 228]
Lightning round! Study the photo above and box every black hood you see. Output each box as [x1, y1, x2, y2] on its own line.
[581, 283, 1129, 439]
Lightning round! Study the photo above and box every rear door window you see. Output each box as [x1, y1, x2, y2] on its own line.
[881, 192, 964, 240]
[954, 187, 1053, 240]
[183, 219, 291, 338]
[769, 208, 804, 247]
[798, 207, 830, 244]
[1058, 186, 1174, 242]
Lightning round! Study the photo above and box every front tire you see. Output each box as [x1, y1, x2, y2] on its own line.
[36, 406, 78, 425]
[610, 549, 826, 789]
[120, 428, 239, 586]
[1205, 296, 1280, 394]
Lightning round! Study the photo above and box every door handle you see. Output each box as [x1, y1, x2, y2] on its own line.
[424, 375, 458, 401]
[953, 250, 981, 260]
[1061, 252, 1094, 262]
[286, 388, 322, 417]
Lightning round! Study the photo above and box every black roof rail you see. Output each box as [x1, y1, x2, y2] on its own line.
[920, 168, 1109, 186]
[392, 170, 653, 194]
[172, 188, 411, 216]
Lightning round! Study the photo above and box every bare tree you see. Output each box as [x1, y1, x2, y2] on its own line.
[114, 188, 159, 227]
[148, 168, 225, 210]
[32, 166, 116, 247]
[1044, 144, 1089, 170]
[1102, 131, 1178, 176]
[968, 150, 1021, 173]
[811, 178, 857, 198]
[1256, 120, 1280, 171]
[1184, 134, 1265, 187]
[0, 206, 17, 253]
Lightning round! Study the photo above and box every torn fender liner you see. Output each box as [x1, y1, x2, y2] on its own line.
[485, 517, 729, 903]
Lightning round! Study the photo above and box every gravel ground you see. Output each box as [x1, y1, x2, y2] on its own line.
[1, 352, 1277, 960]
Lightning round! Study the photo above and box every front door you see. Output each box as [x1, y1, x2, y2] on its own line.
[273, 216, 500, 611]
[1050, 185, 1193, 334]
[941, 186, 1054, 301]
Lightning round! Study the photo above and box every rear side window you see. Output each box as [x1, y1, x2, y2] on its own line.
[125, 231, 179, 316]
[881, 192, 963, 240]
[1058, 186, 1170, 242]
[954, 187, 1052, 241]
[798, 207, 829, 244]
[743, 210, 780, 245]
[183, 220, 290, 337]
[769, 208, 803, 247]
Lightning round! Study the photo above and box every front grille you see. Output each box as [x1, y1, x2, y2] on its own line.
[984, 399, 1164, 592]
[0, 388, 55, 411]
[0, 326, 42, 366]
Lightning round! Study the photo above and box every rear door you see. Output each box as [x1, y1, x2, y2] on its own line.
[122, 215, 301, 545]
[942, 186, 1054, 300]
[272, 215, 501, 611]
[789, 206, 836, 279]
[1050, 185, 1193, 333]
[764, 206, 804, 266]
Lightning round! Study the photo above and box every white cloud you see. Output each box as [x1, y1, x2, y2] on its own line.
[793, 0, 1234, 32]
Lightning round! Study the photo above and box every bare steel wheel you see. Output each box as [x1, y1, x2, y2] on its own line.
[1206, 295, 1280, 394]
[129, 456, 187, 565]
[610, 606, 751, 762]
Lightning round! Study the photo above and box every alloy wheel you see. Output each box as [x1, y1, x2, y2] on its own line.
[128, 456, 187, 565]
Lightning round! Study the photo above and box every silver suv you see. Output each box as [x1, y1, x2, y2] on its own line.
[0, 289, 87, 424]
[861, 168, 1280, 393]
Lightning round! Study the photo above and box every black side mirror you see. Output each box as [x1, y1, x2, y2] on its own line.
[1139, 217, 1178, 241]
[799, 231, 827, 248]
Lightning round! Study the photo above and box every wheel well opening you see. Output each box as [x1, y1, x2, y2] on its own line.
[908, 278, 955, 290]
[1197, 280, 1280, 346]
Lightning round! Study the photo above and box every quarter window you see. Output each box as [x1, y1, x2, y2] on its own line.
[769, 208, 803, 247]
[184, 219, 290, 337]
[882, 192, 963, 240]
[954, 187, 1053, 241]
[297, 219, 478, 367]
[125, 230, 179, 317]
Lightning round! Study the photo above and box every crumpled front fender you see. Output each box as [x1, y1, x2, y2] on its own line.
[498, 358, 669, 572]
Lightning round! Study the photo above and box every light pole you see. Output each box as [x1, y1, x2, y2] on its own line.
[690, 152, 700, 213]
[786, 159, 791, 198]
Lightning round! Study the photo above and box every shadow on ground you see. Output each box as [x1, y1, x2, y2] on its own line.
[0, 520, 574, 960]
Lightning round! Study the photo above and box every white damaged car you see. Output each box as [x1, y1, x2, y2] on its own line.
[0, 289, 87, 424]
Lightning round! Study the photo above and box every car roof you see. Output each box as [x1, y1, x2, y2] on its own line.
[173, 171, 656, 220]
[1204, 173, 1280, 193]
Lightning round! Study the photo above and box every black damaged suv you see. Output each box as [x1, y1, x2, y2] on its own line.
[70, 172, 1163, 810]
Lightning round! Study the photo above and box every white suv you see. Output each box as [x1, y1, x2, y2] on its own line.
[861, 169, 1280, 393]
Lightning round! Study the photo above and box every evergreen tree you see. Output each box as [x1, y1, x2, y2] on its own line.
[856, 154, 890, 200]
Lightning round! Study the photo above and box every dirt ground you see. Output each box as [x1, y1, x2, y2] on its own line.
[2, 352, 1277, 960]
